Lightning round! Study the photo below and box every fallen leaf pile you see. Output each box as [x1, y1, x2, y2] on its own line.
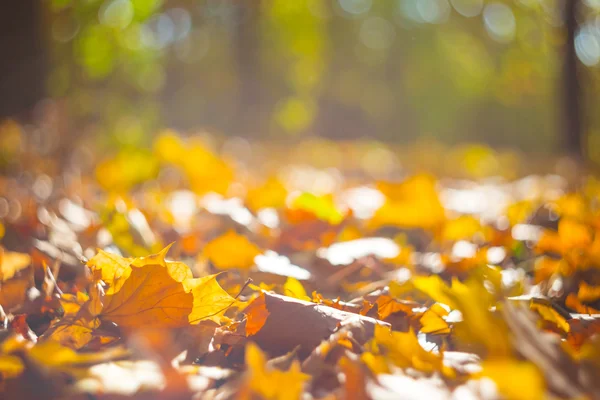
[1, 126, 600, 399]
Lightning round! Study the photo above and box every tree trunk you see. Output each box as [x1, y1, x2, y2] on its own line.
[563, 0, 583, 158]
[0, 1, 46, 120]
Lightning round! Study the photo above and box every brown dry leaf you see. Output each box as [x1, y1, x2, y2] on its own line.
[241, 292, 388, 357]
[87, 246, 240, 328]
[578, 282, 600, 303]
[0, 278, 31, 312]
[203, 230, 261, 270]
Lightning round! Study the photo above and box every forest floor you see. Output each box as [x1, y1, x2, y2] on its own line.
[0, 125, 599, 399]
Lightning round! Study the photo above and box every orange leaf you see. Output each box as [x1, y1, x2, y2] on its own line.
[244, 293, 270, 336]
[204, 230, 261, 270]
[87, 246, 240, 328]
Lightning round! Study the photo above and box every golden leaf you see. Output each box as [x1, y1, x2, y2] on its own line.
[440, 215, 485, 242]
[369, 174, 445, 230]
[287, 193, 345, 225]
[0, 355, 24, 379]
[283, 277, 310, 301]
[87, 246, 239, 328]
[420, 303, 451, 335]
[244, 342, 309, 400]
[0, 248, 31, 282]
[203, 230, 261, 270]
[529, 300, 570, 333]
[480, 359, 545, 400]
[364, 324, 446, 375]
[246, 177, 288, 212]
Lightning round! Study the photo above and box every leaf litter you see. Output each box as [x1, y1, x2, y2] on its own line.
[0, 129, 600, 399]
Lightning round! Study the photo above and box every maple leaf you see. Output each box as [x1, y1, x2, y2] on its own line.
[242, 342, 309, 400]
[479, 359, 545, 400]
[203, 230, 261, 270]
[86, 246, 240, 328]
[368, 174, 445, 230]
[287, 192, 345, 225]
[246, 176, 288, 212]
[414, 275, 512, 357]
[0, 248, 31, 282]
[419, 303, 451, 335]
[362, 324, 448, 375]
[282, 277, 310, 301]
[154, 132, 234, 195]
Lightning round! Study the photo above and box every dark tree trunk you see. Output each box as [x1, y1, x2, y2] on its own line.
[0, 1, 46, 120]
[234, 0, 261, 137]
[563, 0, 583, 158]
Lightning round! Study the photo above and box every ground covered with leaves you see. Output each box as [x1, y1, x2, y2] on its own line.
[1, 128, 600, 399]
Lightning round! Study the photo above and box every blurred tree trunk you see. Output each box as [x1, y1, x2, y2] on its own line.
[563, 0, 583, 158]
[235, 0, 262, 137]
[0, 1, 46, 120]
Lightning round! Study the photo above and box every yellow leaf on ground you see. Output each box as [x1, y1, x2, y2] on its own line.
[369, 174, 445, 230]
[246, 177, 288, 212]
[288, 193, 345, 225]
[88, 250, 133, 295]
[480, 359, 545, 400]
[364, 324, 445, 375]
[244, 342, 309, 400]
[0, 248, 31, 282]
[283, 277, 310, 301]
[441, 216, 485, 242]
[87, 246, 240, 328]
[0, 355, 24, 379]
[420, 303, 451, 334]
[204, 230, 261, 270]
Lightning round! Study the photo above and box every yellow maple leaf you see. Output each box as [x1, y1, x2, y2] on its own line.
[246, 177, 288, 212]
[42, 292, 104, 350]
[86, 246, 240, 328]
[369, 174, 445, 230]
[363, 324, 447, 375]
[203, 230, 261, 270]
[441, 215, 488, 242]
[414, 275, 511, 357]
[243, 342, 309, 400]
[0, 248, 31, 282]
[420, 303, 451, 335]
[283, 277, 310, 301]
[287, 193, 345, 225]
[480, 359, 545, 400]
[154, 132, 234, 195]
[95, 150, 159, 193]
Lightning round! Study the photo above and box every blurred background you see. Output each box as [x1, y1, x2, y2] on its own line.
[1, 0, 600, 163]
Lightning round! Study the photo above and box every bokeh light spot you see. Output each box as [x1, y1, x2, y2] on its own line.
[99, 0, 135, 30]
[338, 0, 372, 16]
[575, 26, 600, 66]
[360, 17, 396, 49]
[417, 0, 451, 24]
[483, 3, 516, 43]
[450, 0, 483, 17]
